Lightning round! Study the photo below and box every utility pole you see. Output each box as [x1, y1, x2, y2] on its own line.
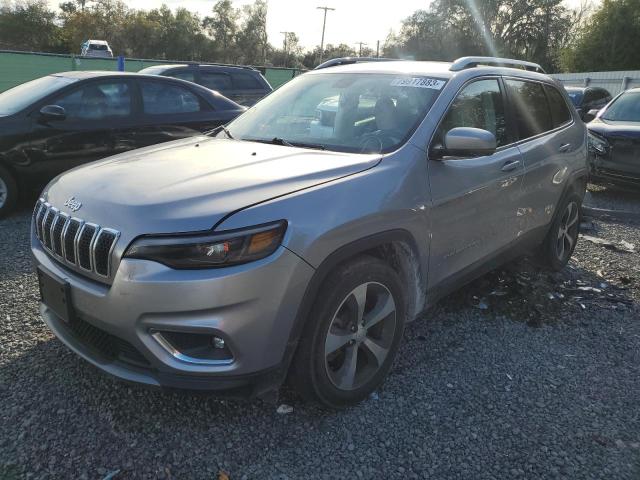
[376, 40, 380, 58]
[317, 6, 335, 65]
[280, 31, 293, 67]
[356, 41, 367, 57]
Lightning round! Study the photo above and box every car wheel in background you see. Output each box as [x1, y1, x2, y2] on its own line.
[538, 192, 582, 271]
[0, 165, 17, 218]
[290, 256, 406, 408]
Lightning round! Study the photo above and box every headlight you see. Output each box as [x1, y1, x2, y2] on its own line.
[124, 221, 287, 269]
[588, 131, 609, 155]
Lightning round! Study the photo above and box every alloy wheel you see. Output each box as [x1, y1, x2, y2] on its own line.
[556, 201, 579, 261]
[324, 282, 397, 391]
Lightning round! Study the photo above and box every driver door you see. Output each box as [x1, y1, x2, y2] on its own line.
[427, 77, 525, 287]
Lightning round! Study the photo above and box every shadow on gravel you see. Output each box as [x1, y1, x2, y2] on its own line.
[437, 256, 636, 328]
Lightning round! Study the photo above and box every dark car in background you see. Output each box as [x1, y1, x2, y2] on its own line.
[0, 71, 245, 217]
[564, 86, 612, 121]
[588, 88, 640, 187]
[138, 64, 273, 107]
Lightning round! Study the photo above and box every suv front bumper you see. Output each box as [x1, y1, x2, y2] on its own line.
[32, 231, 315, 394]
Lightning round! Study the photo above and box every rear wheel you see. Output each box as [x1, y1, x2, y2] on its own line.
[290, 256, 406, 408]
[538, 193, 581, 270]
[0, 165, 18, 219]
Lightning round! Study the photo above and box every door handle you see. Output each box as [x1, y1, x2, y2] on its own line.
[501, 160, 521, 172]
[558, 143, 571, 153]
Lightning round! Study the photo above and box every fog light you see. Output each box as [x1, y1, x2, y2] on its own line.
[212, 336, 225, 349]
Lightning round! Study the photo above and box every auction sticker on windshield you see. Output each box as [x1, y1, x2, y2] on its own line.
[390, 77, 446, 89]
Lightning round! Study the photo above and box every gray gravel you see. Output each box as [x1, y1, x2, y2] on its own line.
[1, 206, 640, 480]
[585, 183, 640, 213]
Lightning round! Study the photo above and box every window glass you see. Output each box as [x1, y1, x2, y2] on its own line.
[200, 72, 232, 91]
[505, 79, 553, 139]
[140, 81, 202, 114]
[53, 81, 131, 120]
[601, 91, 640, 122]
[168, 70, 196, 83]
[231, 72, 262, 90]
[437, 79, 508, 147]
[226, 72, 444, 154]
[545, 85, 572, 127]
[0, 75, 78, 115]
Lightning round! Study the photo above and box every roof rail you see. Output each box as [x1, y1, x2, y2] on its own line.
[450, 56, 546, 74]
[314, 57, 401, 70]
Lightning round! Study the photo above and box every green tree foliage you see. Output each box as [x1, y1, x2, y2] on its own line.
[0, 1, 62, 51]
[560, 0, 640, 71]
[384, 0, 583, 72]
[301, 43, 357, 69]
[203, 0, 239, 63]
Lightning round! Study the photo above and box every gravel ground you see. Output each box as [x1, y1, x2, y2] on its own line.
[1, 206, 640, 480]
[585, 183, 640, 213]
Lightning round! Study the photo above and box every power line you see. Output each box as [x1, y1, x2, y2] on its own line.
[316, 6, 335, 64]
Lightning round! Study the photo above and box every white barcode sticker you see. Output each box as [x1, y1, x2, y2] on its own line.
[390, 77, 446, 90]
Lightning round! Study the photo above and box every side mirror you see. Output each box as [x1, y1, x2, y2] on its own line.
[583, 109, 600, 122]
[39, 105, 66, 122]
[441, 127, 496, 158]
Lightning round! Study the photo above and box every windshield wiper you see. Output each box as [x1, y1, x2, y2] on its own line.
[243, 137, 327, 151]
[206, 124, 234, 139]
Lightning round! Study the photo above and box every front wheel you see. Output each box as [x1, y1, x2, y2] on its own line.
[290, 256, 406, 408]
[538, 193, 582, 270]
[0, 165, 18, 219]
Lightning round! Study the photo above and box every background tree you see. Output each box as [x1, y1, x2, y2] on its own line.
[0, 0, 62, 51]
[301, 43, 356, 69]
[203, 0, 239, 63]
[235, 0, 268, 65]
[560, 0, 640, 71]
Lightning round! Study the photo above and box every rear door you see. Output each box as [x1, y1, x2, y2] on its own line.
[27, 78, 134, 178]
[132, 79, 228, 147]
[504, 78, 582, 234]
[428, 77, 525, 287]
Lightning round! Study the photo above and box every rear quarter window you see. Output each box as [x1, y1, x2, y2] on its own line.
[230, 72, 263, 90]
[544, 85, 572, 127]
[505, 79, 553, 140]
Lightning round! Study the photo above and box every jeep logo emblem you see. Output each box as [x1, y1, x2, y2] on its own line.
[63, 196, 82, 212]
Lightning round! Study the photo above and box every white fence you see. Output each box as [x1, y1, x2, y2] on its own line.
[551, 70, 640, 96]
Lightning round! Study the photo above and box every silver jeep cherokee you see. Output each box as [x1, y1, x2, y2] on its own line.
[32, 57, 587, 408]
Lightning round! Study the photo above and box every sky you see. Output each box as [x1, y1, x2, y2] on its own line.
[48, 0, 596, 51]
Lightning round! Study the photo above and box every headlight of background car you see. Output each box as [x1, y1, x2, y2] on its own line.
[588, 131, 609, 156]
[124, 221, 287, 269]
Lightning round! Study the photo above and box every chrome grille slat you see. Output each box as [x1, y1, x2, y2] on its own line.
[33, 199, 120, 279]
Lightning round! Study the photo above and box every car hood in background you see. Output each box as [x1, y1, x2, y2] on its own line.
[587, 118, 640, 139]
[44, 137, 380, 237]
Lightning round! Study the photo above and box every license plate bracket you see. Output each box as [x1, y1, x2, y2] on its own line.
[37, 267, 74, 323]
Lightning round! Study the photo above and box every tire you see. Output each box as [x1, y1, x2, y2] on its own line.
[290, 255, 406, 408]
[538, 192, 582, 271]
[0, 165, 18, 219]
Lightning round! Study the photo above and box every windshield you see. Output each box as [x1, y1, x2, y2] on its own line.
[601, 91, 640, 122]
[90, 43, 108, 51]
[0, 75, 78, 116]
[225, 72, 446, 153]
[565, 89, 583, 106]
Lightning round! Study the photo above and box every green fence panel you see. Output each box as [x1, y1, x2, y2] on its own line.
[0, 50, 303, 93]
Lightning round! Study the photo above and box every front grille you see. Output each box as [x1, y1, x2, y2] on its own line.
[65, 315, 150, 368]
[34, 199, 120, 279]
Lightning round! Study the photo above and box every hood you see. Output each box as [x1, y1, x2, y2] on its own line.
[44, 137, 380, 238]
[588, 118, 640, 139]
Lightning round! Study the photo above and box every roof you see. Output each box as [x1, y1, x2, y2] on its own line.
[139, 63, 258, 72]
[306, 60, 552, 82]
[86, 40, 109, 45]
[52, 71, 144, 79]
